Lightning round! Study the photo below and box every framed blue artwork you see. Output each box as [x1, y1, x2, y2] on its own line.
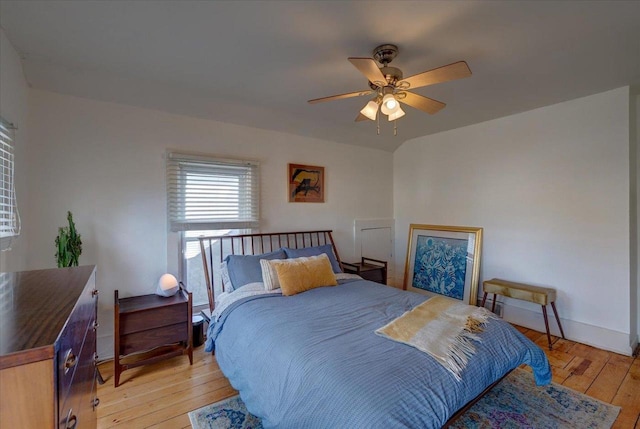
[403, 224, 483, 305]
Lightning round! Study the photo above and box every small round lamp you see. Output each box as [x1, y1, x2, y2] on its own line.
[156, 273, 179, 297]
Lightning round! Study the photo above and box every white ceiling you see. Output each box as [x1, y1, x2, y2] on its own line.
[1, 1, 639, 152]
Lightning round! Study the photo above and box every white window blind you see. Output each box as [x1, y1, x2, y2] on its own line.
[0, 117, 20, 250]
[166, 152, 259, 232]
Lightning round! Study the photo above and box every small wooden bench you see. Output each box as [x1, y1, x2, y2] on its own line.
[481, 278, 565, 349]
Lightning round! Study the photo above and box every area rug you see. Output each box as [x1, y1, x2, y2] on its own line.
[189, 395, 263, 429]
[189, 368, 620, 429]
[449, 368, 620, 428]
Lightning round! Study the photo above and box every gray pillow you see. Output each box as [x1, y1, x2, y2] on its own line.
[283, 244, 342, 273]
[224, 249, 287, 290]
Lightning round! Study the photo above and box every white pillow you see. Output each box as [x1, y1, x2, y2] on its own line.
[335, 273, 363, 281]
[220, 260, 233, 291]
[260, 258, 286, 291]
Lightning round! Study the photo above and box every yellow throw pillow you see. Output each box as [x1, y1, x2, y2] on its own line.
[271, 254, 338, 296]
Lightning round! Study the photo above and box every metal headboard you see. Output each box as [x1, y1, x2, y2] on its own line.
[198, 230, 341, 313]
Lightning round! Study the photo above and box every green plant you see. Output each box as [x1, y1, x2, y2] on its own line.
[55, 211, 82, 267]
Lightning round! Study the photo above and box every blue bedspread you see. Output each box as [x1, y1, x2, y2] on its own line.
[205, 280, 551, 429]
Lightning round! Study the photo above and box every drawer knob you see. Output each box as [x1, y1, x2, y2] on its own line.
[65, 409, 77, 429]
[92, 289, 99, 297]
[93, 397, 100, 409]
[64, 349, 77, 373]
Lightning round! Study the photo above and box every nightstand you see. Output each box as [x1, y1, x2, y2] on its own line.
[114, 285, 193, 387]
[342, 257, 388, 285]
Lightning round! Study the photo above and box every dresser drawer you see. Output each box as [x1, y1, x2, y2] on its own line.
[57, 274, 97, 405]
[59, 327, 96, 429]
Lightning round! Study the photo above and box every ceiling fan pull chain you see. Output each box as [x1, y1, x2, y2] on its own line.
[376, 110, 380, 135]
[394, 120, 397, 136]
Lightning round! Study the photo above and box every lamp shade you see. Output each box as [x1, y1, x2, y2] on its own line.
[360, 100, 378, 121]
[380, 94, 399, 115]
[388, 106, 406, 121]
[156, 273, 179, 297]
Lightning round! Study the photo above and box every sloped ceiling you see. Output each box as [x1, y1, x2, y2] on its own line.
[1, 1, 639, 152]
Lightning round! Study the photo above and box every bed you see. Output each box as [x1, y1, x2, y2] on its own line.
[199, 230, 551, 429]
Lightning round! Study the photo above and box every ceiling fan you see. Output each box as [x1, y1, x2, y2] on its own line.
[308, 44, 471, 134]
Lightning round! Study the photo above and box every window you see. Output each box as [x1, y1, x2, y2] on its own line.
[181, 228, 246, 306]
[0, 117, 20, 251]
[166, 152, 259, 306]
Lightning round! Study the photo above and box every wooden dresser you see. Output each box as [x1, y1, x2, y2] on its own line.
[0, 265, 99, 429]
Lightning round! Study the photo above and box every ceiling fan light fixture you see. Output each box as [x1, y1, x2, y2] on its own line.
[360, 100, 379, 121]
[381, 94, 400, 116]
[388, 106, 405, 121]
[308, 44, 471, 135]
[381, 93, 398, 112]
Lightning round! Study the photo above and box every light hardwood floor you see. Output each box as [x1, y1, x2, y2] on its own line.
[97, 327, 640, 428]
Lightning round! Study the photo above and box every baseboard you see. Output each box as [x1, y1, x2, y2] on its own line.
[499, 301, 633, 356]
[97, 334, 115, 362]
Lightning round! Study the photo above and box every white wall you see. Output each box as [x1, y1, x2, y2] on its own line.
[25, 90, 393, 358]
[394, 87, 632, 355]
[0, 29, 29, 271]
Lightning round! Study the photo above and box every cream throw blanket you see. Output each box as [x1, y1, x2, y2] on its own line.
[376, 296, 496, 381]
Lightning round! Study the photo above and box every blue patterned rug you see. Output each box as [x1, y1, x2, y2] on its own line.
[189, 395, 263, 429]
[188, 368, 619, 429]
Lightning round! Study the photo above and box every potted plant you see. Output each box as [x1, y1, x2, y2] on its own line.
[55, 211, 82, 267]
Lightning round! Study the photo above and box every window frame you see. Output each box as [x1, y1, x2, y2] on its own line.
[166, 152, 260, 232]
[166, 151, 259, 306]
[0, 117, 20, 251]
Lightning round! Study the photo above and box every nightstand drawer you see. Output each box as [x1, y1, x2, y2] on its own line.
[119, 322, 188, 356]
[343, 257, 388, 285]
[119, 303, 188, 335]
[359, 269, 386, 284]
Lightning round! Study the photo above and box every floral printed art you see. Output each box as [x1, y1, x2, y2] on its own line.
[412, 235, 468, 300]
[404, 224, 483, 305]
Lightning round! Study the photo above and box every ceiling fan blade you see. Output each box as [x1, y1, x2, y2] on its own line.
[355, 113, 369, 122]
[308, 89, 373, 104]
[348, 57, 387, 86]
[399, 92, 446, 114]
[398, 61, 471, 90]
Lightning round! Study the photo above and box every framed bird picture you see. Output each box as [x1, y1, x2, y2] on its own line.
[288, 163, 325, 203]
